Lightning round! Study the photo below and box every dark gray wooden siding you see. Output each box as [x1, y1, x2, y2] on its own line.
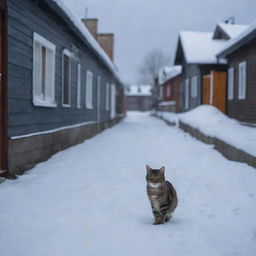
[227, 38, 256, 123]
[180, 63, 201, 112]
[7, 0, 119, 137]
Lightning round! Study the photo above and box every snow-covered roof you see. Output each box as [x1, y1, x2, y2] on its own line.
[158, 66, 182, 84]
[126, 85, 152, 96]
[217, 20, 256, 58]
[50, 0, 124, 84]
[179, 31, 228, 64]
[217, 23, 249, 39]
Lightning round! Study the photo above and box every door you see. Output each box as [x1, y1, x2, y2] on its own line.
[202, 72, 227, 113]
[202, 75, 211, 104]
[212, 71, 227, 113]
[110, 84, 116, 119]
[0, 1, 7, 172]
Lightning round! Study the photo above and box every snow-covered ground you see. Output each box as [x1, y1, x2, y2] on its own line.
[0, 112, 256, 256]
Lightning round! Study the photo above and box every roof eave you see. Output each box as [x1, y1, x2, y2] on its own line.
[218, 29, 256, 58]
[44, 0, 124, 85]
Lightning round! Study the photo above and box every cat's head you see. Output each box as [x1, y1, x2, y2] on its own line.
[146, 165, 165, 184]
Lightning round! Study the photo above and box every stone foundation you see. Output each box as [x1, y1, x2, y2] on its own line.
[179, 121, 256, 169]
[8, 117, 122, 176]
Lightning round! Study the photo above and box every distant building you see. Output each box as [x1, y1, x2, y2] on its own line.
[125, 85, 153, 111]
[217, 21, 256, 125]
[174, 23, 248, 113]
[157, 66, 182, 113]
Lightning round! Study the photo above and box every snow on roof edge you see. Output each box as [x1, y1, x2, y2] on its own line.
[217, 20, 256, 57]
[217, 23, 249, 39]
[51, 0, 125, 85]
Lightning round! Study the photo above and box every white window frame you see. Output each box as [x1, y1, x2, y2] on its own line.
[85, 70, 93, 109]
[110, 84, 116, 119]
[97, 76, 101, 123]
[62, 49, 72, 107]
[33, 32, 56, 108]
[185, 78, 189, 109]
[77, 63, 81, 108]
[105, 83, 110, 111]
[228, 67, 234, 100]
[238, 61, 247, 100]
[191, 76, 198, 98]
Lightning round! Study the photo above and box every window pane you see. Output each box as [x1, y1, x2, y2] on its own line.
[228, 68, 234, 100]
[41, 46, 46, 98]
[34, 42, 41, 98]
[77, 64, 81, 108]
[63, 55, 70, 105]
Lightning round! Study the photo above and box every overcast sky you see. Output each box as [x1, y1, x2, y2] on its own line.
[63, 0, 256, 84]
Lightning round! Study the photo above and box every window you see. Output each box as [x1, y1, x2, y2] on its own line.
[185, 79, 189, 109]
[110, 84, 116, 119]
[238, 61, 247, 100]
[97, 76, 101, 122]
[159, 86, 163, 100]
[191, 76, 197, 98]
[62, 49, 71, 107]
[228, 67, 234, 100]
[77, 63, 81, 108]
[105, 83, 110, 111]
[166, 86, 172, 98]
[85, 71, 93, 109]
[33, 33, 56, 107]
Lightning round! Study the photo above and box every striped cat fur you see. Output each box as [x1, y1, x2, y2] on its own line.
[146, 165, 178, 225]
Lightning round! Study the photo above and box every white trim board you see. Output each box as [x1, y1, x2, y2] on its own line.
[11, 121, 97, 140]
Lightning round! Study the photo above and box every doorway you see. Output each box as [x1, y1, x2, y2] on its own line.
[202, 71, 227, 113]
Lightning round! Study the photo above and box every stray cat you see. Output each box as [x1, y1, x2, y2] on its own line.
[146, 165, 178, 225]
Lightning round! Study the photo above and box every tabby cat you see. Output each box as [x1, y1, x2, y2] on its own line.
[146, 165, 178, 225]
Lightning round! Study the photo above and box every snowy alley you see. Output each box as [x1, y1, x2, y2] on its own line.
[0, 112, 256, 256]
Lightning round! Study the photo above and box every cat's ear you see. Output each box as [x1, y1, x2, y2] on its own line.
[159, 166, 165, 175]
[146, 165, 152, 173]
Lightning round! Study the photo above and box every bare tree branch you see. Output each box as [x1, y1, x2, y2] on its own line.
[137, 49, 170, 85]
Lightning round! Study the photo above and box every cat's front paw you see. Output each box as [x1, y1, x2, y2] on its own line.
[153, 220, 164, 225]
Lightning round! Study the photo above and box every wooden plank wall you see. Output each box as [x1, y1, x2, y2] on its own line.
[7, 0, 117, 137]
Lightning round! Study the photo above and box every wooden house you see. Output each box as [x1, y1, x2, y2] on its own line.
[217, 21, 256, 125]
[174, 23, 248, 113]
[157, 66, 182, 113]
[0, 0, 125, 176]
[125, 85, 153, 111]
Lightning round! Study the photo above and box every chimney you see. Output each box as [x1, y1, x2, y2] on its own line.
[97, 33, 114, 61]
[81, 18, 98, 40]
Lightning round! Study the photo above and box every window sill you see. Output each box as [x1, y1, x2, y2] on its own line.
[86, 105, 93, 110]
[33, 99, 57, 108]
[62, 104, 71, 108]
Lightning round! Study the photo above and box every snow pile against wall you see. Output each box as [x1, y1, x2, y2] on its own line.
[52, 0, 124, 84]
[155, 111, 178, 125]
[179, 105, 256, 157]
